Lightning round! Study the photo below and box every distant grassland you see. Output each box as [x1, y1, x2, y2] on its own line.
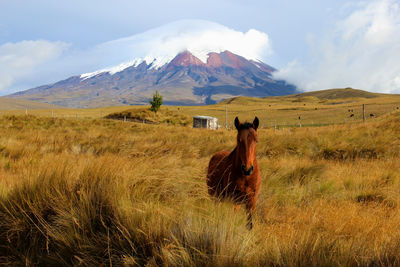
[1, 88, 400, 127]
[0, 97, 58, 110]
[1, 108, 400, 265]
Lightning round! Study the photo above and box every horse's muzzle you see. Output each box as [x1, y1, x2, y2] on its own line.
[241, 165, 254, 176]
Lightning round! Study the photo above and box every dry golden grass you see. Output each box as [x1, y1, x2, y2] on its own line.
[106, 108, 191, 126]
[2, 88, 399, 129]
[1, 110, 400, 265]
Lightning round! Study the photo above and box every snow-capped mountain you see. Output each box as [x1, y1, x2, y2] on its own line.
[8, 50, 297, 108]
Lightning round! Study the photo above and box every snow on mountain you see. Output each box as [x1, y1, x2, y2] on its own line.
[80, 58, 145, 80]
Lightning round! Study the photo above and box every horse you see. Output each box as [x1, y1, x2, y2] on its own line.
[206, 117, 261, 229]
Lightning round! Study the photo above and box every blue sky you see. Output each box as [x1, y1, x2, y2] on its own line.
[1, 0, 399, 95]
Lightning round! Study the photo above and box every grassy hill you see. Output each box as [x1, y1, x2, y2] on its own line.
[105, 107, 191, 126]
[1, 111, 400, 265]
[290, 87, 385, 99]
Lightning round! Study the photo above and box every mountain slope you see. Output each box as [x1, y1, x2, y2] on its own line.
[0, 97, 59, 110]
[8, 50, 297, 108]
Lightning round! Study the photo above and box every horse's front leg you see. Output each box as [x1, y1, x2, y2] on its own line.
[245, 205, 254, 230]
[245, 194, 258, 230]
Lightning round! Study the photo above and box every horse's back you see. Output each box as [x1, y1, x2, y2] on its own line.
[207, 150, 230, 195]
[207, 150, 230, 174]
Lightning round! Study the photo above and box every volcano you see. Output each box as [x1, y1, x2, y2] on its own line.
[8, 50, 297, 108]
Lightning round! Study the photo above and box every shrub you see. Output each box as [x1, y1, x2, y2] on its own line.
[150, 91, 163, 113]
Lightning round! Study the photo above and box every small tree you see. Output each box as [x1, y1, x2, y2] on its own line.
[150, 90, 163, 113]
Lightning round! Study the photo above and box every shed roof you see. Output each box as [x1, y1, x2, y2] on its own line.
[193, 116, 217, 120]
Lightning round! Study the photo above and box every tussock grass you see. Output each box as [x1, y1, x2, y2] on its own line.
[1, 113, 400, 265]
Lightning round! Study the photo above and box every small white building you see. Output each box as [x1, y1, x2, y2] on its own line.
[193, 116, 218, 130]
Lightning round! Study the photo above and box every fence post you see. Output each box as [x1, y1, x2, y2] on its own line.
[25, 108, 28, 115]
[363, 104, 366, 123]
[225, 105, 227, 129]
[124, 116, 126, 122]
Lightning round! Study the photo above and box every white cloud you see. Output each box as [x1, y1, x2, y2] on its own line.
[274, 0, 400, 93]
[84, 20, 271, 73]
[0, 40, 69, 94]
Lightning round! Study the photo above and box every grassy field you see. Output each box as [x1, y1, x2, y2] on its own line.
[1, 103, 400, 265]
[1, 88, 400, 128]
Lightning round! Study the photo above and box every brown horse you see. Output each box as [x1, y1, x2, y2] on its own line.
[207, 117, 261, 229]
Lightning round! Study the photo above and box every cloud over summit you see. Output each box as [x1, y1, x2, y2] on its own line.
[89, 20, 272, 70]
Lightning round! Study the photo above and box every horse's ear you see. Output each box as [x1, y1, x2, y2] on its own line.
[234, 117, 240, 130]
[253, 117, 259, 130]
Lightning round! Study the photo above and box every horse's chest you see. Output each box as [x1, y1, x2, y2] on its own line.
[230, 178, 248, 195]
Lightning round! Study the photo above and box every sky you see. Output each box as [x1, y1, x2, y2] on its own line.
[0, 0, 399, 95]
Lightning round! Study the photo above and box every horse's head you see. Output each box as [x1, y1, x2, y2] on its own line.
[234, 116, 259, 176]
